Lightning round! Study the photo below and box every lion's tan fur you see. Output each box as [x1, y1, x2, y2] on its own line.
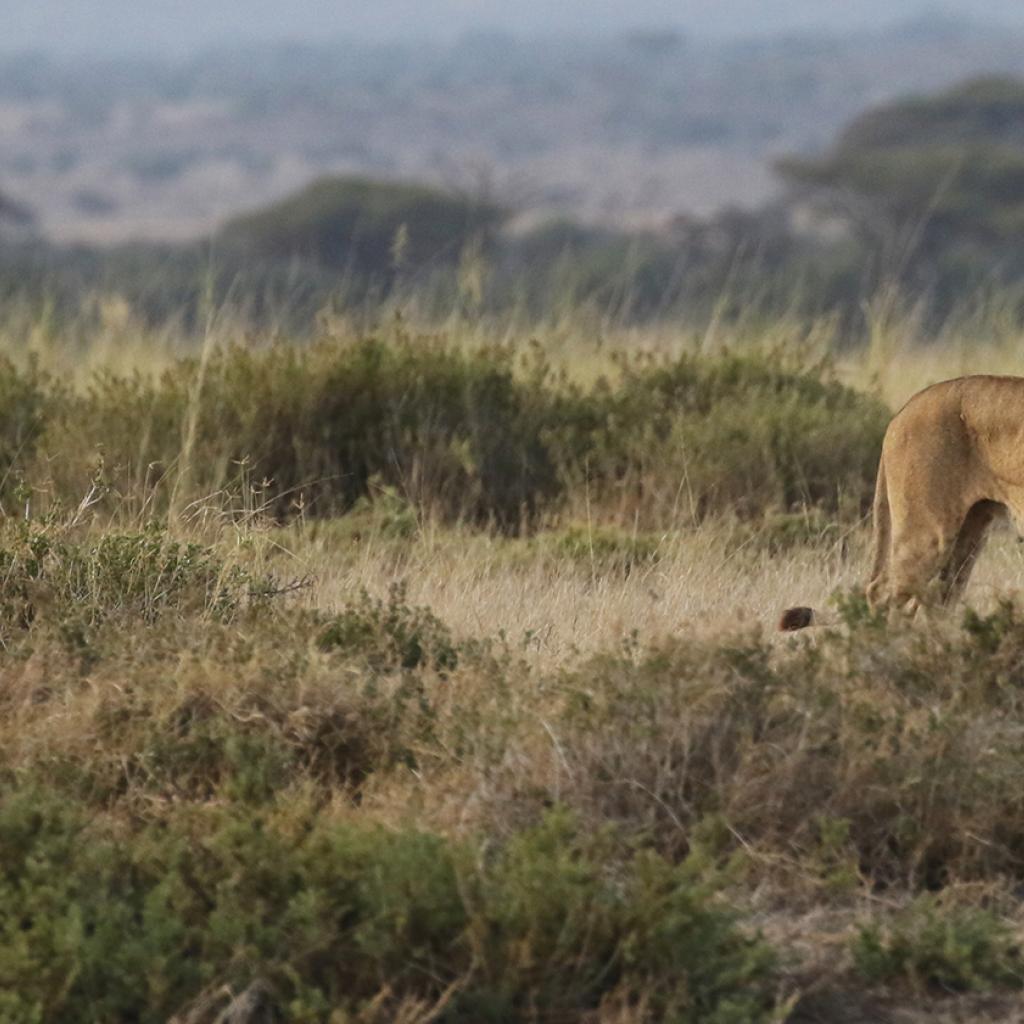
[781, 375, 1024, 628]
[866, 375, 1024, 613]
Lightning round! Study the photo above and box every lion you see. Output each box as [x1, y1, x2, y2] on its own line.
[780, 374, 1024, 630]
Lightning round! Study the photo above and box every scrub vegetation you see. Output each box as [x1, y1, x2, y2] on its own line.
[2, 300, 1024, 1022]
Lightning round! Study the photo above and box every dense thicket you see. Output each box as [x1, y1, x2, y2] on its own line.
[0, 335, 888, 529]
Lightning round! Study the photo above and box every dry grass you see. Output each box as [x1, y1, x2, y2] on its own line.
[8, 295, 1024, 395]
[285, 524, 851, 660]
[247, 515, 1024, 667]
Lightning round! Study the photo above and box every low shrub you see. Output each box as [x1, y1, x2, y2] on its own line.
[0, 798, 780, 1023]
[853, 895, 1023, 993]
[29, 334, 888, 531]
[0, 354, 55, 507]
[43, 333, 565, 529]
[0, 520, 265, 644]
[318, 581, 460, 673]
[0, 588, 460, 808]
[559, 349, 888, 526]
[542, 522, 664, 572]
[725, 507, 843, 555]
[449, 599, 1024, 887]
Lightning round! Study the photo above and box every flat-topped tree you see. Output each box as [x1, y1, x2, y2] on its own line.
[777, 76, 1024, 254]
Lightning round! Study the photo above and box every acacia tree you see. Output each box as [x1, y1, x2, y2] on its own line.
[776, 76, 1024, 305]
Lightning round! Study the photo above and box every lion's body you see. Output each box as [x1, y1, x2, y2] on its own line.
[778, 374, 1024, 629]
[865, 374, 1024, 612]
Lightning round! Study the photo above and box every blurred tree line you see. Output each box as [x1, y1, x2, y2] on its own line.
[5, 74, 1024, 337]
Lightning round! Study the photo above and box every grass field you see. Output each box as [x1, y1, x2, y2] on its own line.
[6, 301, 1024, 1021]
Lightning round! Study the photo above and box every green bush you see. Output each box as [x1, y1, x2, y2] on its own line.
[572, 350, 889, 523]
[6, 610, 440, 809]
[0, 521, 265, 640]
[725, 508, 842, 555]
[853, 895, 1023, 992]
[318, 582, 460, 673]
[543, 522, 663, 572]
[0, 354, 54, 505]
[29, 335, 888, 530]
[46, 334, 564, 529]
[0, 798, 779, 1023]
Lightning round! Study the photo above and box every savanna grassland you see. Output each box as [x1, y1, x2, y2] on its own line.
[8, 300, 1024, 1024]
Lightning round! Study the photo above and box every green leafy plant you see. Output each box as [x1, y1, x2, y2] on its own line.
[853, 895, 1023, 993]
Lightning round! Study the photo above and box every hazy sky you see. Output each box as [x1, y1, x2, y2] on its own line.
[7, 1, 1024, 55]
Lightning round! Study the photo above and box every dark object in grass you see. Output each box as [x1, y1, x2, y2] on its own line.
[778, 605, 815, 631]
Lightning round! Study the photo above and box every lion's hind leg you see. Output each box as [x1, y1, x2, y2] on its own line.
[865, 456, 891, 611]
[885, 510, 966, 616]
[938, 500, 1001, 605]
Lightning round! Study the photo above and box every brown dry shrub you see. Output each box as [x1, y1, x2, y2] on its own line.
[433, 600, 1024, 890]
